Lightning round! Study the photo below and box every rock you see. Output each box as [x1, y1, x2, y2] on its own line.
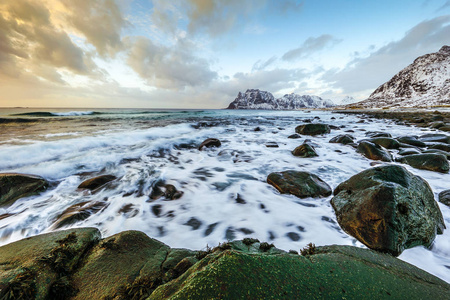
[439, 126, 450, 132]
[265, 142, 279, 148]
[423, 149, 450, 159]
[398, 154, 449, 173]
[356, 141, 393, 162]
[331, 165, 445, 256]
[78, 175, 116, 190]
[151, 244, 450, 299]
[365, 131, 392, 138]
[295, 123, 330, 136]
[329, 134, 354, 145]
[292, 143, 318, 158]
[149, 181, 183, 200]
[428, 143, 450, 152]
[429, 121, 445, 129]
[397, 136, 426, 147]
[368, 137, 400, 149]
[0, 228, 101, 300]
[419, 134, 450, 144]
[288, 133, 301, 139]
[398, 148, 422, 156]
[198, 138, 221, 150]
[438, 190, 450, 206]
[0, 173, 48, 207]
[267, 170, 332, 198]
[52, 200, 109, 229]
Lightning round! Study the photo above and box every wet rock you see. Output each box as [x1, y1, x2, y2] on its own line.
[78, 175, 116, 190]
[365, 131, 392, 138]
[198, 138, 221, 150]
[52, 201, 109, 229]
[204, 223, 219, 236]
[265, 142, 279, 148]
[295, 123, 330, 136]
[329, 134, 354, 145]
[429, 121, 445, 129]
[118, 204, 139, 218]
[423, 149, 450, 159]
[398, 148, 422, 156]
[254, 127, 262, 132]
[288, 133, 301, 139]
[356, 141, 393, 162]
[235, 194, 246, 204]
[267, 170, 332, 198]
[185, 217, 202, 230]
[397, 136, 426, 147]
[438, 190, 450, 206]
[286, 232, 301, 241]
[0, 173, 48, 207]
[428, 143, 450, 152]
[331, 165, 445, 256]
[292, 142, 318, 158]
[368, 137, 400, 149]
[439, 126, 450, 132]
[149, 181, 183, 200]
[329, 125, 340, 130]
[397, 154, 449, 173]
[151, 204, 162, 217]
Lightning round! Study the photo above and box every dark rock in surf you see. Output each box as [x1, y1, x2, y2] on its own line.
[78, 175, 116, 190]
[438, 190, 450, 206]
[396, 136, 426, 148]
[329, 134, 354, 145]
[331, 165, 445, 256]
[428, 143, 450, 152]
[398, 148, 422, 156]
[357, 141, 393, 162]
[267, 170, 332, 198]
[295, 124, 330, 136]
[0, 173, 48, 207]
[419, 134, 450, 144]
[368, 137, 400, 149]
[288, 133, 301, 139]
[198, 138, 221, 150]
[292, 143, 318, 158]
[397, 154, 449, 173]
[365, 131, 392, 138]
[149, 181, 183, 200]
[52, 200, 109, 229]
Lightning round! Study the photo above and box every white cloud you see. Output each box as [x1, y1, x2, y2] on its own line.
[282, 34, 342, 61]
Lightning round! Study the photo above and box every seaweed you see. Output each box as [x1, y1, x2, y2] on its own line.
[195, 245, 212, 260]
[115, 275, 164, 300]
[242, 238, 260, 246]
[0, 268, 36, 300]
[259, 242, 275, 252]
[47, 276, 78, 300]
[300, 243, 316, 256]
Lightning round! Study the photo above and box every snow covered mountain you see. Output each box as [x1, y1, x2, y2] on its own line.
[338, 96, 358, 105]
[227, 89, 335, 110]
[359, 45, 450, 108]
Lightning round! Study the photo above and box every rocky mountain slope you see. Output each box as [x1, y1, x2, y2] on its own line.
[227, 89, 335, 109]
[359, 46, 450, 108]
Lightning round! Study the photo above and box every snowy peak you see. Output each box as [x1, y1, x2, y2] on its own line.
[227, 89, 335, 110]
[360, 45, 450, 108]
[338, 96, 358, 105]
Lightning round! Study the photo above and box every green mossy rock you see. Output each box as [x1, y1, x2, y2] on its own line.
[150, 245, 450, 299]
[331, 165, 445, 256]
[0, 173, 48, 207]
[329, 134, 354, 145]
[0, 228, 101, 300]
[295, 123, 330, 136]
[267, 170, 332, 198]
[368, 137, 400, 149]
[292, 143, 318, 157]
[398, 153, 450, 173]
[356, 141, 393, 162]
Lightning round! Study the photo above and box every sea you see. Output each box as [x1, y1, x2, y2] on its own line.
[0, 108, 449, 282]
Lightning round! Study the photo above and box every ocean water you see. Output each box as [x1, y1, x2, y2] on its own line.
[0, 108, 449, 282]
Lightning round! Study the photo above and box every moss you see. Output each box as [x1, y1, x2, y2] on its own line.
[0, 268, 36, 300]
[212, 242, 232, 252]
[99, 238, 119, 251]
[48, 276, 78, 300]
[242, 238, 260, 246]
[195, 245, 212, 260]
[259, 242, 274, 252]
[300, 243, 316, 256]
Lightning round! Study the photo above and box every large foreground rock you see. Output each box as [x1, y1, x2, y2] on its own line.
[331, 165, 445, 256]
[0, 173, 48, 207]
[267, 170, 332, 198]
[0, 229, 449, 299]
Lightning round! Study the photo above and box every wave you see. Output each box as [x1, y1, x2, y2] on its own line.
[12, 111, 98, 117]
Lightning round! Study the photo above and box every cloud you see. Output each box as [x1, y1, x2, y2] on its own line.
[252, 56, 278, 71]
[275, 0, 304, 14]
[322, 15, 450, 94]
[282, 34, 342, 61]
[126, 37, 217, 89]
[438, 1, 450, 11]
[60, 0, 127, 57]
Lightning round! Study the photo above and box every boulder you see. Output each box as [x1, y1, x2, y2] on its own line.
[356, 141, 393, 162]
[438, 190, 450, 207]
[295, 124, 330, 136]
[398, 148, 422, 156]
[151, 244, 450, 299]
[419, 134, 450, 144]
[428, 143, 450, 152]
[267, 170, 332, 198]
[331, 165, 445, 256]
[365, 131, 392, 138]
[78, 175, 116, 190]
[423, 149, 450, 159]
[329, 134, 354, 145]
[0, 173, 48, 207]
[288, 133, 301, 139]
[397, 154, 449, 173]
[198, 138, 221, 150]
[292, 143, 318, 158]
[51, 200, 109, 229]
[149, 181, 184, 200]
[397, 136, 426, 147]
[369, 137, 400, 149]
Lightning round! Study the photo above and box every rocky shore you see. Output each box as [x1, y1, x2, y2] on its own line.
[1, 109, 450, 298]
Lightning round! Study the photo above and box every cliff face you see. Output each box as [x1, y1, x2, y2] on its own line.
[359, 46, 450, 108]
[227, 89, 335, 110]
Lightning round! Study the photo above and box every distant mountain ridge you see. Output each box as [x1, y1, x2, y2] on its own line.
[227, 89, 335, 110]
[358, 45, 450, 108]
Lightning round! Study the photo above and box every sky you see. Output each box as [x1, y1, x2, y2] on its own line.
[0, 0, 449, 108]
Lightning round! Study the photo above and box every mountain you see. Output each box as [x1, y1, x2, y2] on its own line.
[226, 89, 335, 110]
[358, 46, 450, 108]
[338, 96, 358, 105]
